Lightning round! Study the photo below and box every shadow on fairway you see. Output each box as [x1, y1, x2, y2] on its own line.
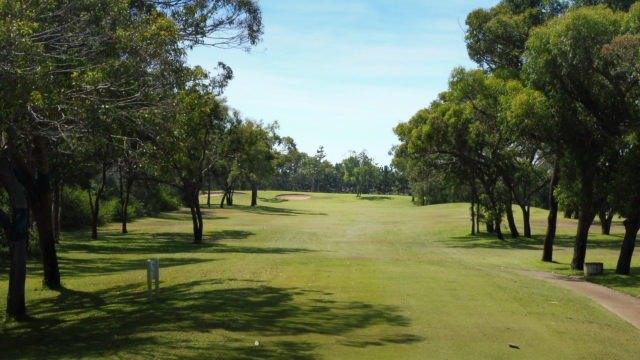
[232, 204, 327, 216]
[59, 230, 312, 257]
[444, 233, 623, 251]
[358, 196, 392, 201]
[258, 196, 287, 203]
[2, 280, 422, 359]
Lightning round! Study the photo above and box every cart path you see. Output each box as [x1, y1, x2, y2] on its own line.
[515, 270, 640, 330]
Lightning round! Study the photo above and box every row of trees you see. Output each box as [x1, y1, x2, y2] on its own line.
[394, 1, 640, 275]
[270, 146, 408, 196]
[0, 0, 264, 320]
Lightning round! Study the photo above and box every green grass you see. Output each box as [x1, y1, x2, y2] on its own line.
[1, 192, 639, 359]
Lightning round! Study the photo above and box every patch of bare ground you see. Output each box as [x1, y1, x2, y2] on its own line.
[276, 194, 311, 200]
[515, 269, 640, 329]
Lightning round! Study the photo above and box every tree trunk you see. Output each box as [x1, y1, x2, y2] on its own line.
[89, 161, 107, 240]
[564, 208, 573, 219]
[219, 192, 226, 208]
[251, 183, 258, 206]
[571, 166, 596, 270]
[476, 201, 481, 234]
[226, 188, 233, 206]
[0, 160, 29, 320]
[29, 177, 61, 289]
[616, 213, 640, 275]
[121, 177, 133, 234]
[542, 160, 559, 262]
[506, 204, 519, 238]
[470, 188, 476, 236]
[53, 179, 62, 244]
[495, 217, 504, 241]
[7, 210, 28, 320]
[486, 221, 494, 233]
[598, 208, 614, 235]
[521, 205, 531, 239]
[188, 189, 203, 244]
[207, 178, 211, 208]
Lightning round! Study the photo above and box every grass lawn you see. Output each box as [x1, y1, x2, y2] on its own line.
[1, 191, 639, 359]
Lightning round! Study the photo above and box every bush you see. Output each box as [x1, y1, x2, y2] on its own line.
[61, 186, 95, 229]
[106, 198, 146, 222]
[137, 183, 181, 215]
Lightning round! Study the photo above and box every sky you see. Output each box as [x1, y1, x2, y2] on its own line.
[188, 0, 499, 165]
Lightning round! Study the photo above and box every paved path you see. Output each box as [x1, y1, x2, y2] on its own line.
[516, 270, 640, 329]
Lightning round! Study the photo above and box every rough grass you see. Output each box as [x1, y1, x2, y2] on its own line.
[0, 192, 639, 359]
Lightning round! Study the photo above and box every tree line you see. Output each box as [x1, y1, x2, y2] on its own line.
[393, 1, 640, 276]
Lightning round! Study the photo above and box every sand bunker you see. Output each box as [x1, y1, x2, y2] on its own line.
[276, 194, 311, 200]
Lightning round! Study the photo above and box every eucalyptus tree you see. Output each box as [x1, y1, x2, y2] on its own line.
[523, 4, 640, 269]
[234, 120, 277, 206]
[342, 151, 378, 197]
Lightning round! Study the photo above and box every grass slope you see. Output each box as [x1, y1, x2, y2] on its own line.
[1, 192, 639, 359]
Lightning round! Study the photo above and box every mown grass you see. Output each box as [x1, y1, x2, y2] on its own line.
[0, 192, 639, 359]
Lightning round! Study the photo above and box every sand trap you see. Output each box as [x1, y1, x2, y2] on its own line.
[276, 194, 311, 200]
[200, 192, 246, 197]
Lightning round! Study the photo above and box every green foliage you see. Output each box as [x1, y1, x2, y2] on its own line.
[60, 187, 96, 230]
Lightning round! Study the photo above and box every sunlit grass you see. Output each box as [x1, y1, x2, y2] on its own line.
[0, 191, 638, 359]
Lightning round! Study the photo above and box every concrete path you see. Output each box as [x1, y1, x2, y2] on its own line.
[516, 270, 640, 330]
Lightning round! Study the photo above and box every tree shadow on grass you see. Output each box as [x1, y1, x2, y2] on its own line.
[52, 256, 214, 278]
[2, 280, 421, 359]
[585, 268, 640, 290]
[232, 205, 327, 217]
[358, 196, 392, 201]
[444, 233, 542, 250]
[258, 197, 287, 204]
[443, 233, 623, 251]
[60, 230, 311, 256]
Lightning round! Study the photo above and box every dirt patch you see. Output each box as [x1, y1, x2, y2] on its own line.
[276, 194, 311, 200]
[200, 192, 246, 197]
[515, 269, 640, 329]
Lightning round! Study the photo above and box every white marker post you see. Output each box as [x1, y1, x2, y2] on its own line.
[147, 258, 160, 301]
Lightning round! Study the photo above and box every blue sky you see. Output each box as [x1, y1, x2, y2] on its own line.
[188, 0, 499, 165]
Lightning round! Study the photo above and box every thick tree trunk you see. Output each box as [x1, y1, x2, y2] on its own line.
[219, 192, 226, 208]
[53, 179, 62, 243]
[0, 160, 29, 320]
[571, 166, 596, 270]
[7, 211, 28, 320]
[251, 183, 258, 206]
[470, 197, 476, 236]
[506, 204, 519, 238]
[542, 160, 560, 262]
[616, 213, 640, 275]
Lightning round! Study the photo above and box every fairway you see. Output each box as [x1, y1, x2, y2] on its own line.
[1, 192, 639, 359]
